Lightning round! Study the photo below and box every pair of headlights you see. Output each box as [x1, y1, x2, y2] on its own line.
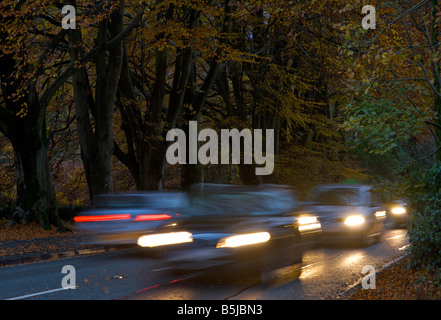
[343, 210, 389, 226]
[137, 231, 271, 248]
[137, 215, 323, 249]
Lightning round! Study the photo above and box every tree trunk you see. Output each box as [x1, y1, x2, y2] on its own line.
[431, 0, 441, 162]
[0, 50, 61, 230]
[180, 112, 204, 189]
[112, 3, 230, 190]
[115, 12, 196, 191]
[11, 117, 60, 229]
[68, 0, 125, 198]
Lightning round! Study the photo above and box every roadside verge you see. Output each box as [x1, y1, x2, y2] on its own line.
[0, 220, 131, 267]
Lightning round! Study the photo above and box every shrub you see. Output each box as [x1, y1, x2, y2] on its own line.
[401, 163, 441, 273]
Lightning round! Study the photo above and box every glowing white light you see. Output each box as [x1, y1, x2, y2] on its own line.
[216, 232, 271, 248]
[375, 210, 387, 218]
[137, 232, 193, 247]
[344, 215, 365, 226]
[391, 207, 406, 215]
[299, 223, 322, 231]
[298, 216, 318, 225]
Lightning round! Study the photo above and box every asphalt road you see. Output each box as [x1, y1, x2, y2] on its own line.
[0, 227, 408, 300]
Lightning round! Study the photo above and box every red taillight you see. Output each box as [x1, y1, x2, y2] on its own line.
[74, 214, 131, 223]
[134, 214, 171, 221]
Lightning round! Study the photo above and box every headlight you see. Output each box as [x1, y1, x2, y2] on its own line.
[298, 216, 318, 225]
[375, 210, 387, 218]
[216, 232, 271, 248]
[137, 232, 193, 247]
[344, 215, 365, 226]
[297, 216, 321, 231]
[391, 207, 406, 215]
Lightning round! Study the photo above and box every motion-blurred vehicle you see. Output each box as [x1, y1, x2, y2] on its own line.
[301, 184, 387, 246]
[136, 184, 321, 280]
[73, 192, 188, 245]
[386, 199, 409, 228]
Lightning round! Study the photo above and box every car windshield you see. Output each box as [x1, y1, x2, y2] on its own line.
[311, 188, 364, 206]
[92, 193, 187, 209]
[185, 190, 297, 216]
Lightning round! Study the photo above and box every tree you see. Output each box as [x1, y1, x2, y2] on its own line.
[204, 0, 368, 187]
[0, 0, 144, 225]
[67, 0, 145, 197]
[0, 0, 73, 229]
[342, 0, 441, 162]
[113, 0, 238, 190]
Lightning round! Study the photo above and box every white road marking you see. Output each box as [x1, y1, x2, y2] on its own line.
[6, 286, 77, 300]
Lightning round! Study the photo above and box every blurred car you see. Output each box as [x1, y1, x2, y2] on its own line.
[136, 184, 321, 280]
[73, 192, 188, 245]
[386, 199, 409, 228]
[301, 184, 387, 246]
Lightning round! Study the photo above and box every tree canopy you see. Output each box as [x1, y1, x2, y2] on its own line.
[1, 0, 440, 232]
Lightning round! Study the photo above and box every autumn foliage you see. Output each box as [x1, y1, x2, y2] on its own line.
[0, 0, 440, 237]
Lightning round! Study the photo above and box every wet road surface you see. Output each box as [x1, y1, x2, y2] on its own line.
[0, 228, 408, 300]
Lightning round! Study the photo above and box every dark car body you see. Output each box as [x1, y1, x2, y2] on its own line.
[73, 192, 188, 245]
[301, 184, 386, 246]
[137, 184, 321, 278]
